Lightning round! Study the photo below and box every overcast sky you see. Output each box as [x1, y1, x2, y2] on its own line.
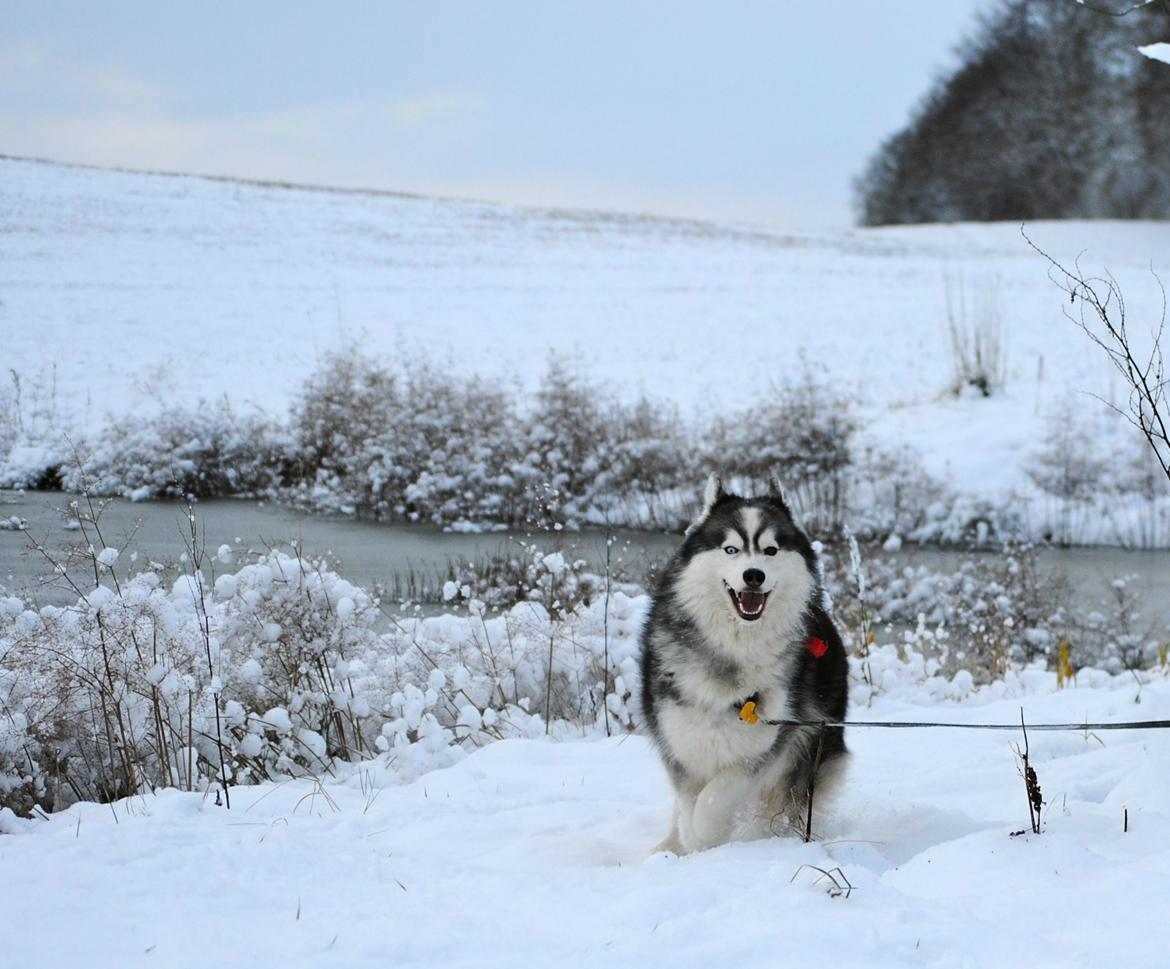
[0, 1, 991, 229]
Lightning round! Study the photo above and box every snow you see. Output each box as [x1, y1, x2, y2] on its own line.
[2, 672, 1169, 968]
[3, 157, 1170, 506]
[1139, 42, 1170, 65]
[4, 157, 1170, 963]
[262, 707, 293, 734]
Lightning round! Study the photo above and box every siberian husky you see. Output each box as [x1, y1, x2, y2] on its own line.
[639, 475, 848, 853]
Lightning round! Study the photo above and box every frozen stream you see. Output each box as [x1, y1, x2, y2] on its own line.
[0, 491, 677, 608]
[1, 491, 1167, 632]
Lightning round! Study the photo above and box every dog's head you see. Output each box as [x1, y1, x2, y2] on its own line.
[671, 474, 818, 636]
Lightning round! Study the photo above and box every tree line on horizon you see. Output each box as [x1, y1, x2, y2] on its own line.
[855, 0, 1170, 225]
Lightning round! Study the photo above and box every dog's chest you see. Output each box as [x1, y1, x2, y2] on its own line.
[656, 697, 782, 778]
[657, 646, 794, 778]
[671, 636, 792, 711]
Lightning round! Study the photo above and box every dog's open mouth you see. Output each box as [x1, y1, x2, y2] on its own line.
[725, 583, 768, 621]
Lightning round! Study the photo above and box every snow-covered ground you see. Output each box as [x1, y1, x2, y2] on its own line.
[3, 669, 1168, 969]
[5, 158, 1170, 966]
[4, 155, 1170, 500]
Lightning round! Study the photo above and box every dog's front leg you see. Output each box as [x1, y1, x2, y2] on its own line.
[653, 802, 684, 855]
[690, 769, 756, 850]
[657, 774, 706, 855]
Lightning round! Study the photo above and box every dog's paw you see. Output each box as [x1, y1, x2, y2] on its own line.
[652, 829, 684, 856]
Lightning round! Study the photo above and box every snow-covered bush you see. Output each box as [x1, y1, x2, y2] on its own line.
[0, 368, 69, 489]
[508, 357, 610, 527]
[386, 367, 524, 525]
[5, 521, 1167, 818]
[511, 363, 700, 528]
[287, 351, 399, 488]
[710, 374, 857, 533]
[286, 353, 698, 530]
[1, 595, 57, 815]
[0, 545, 391, 810]
[7, 349, 1162, 550]
[822, 537, 1170, 686]
[0, 442, 69, 490]
[0, 382, 18, 466]
[1027, 400, 1110, 546]
[845, 444, 1024, 547]
[590, 395, 698, 529]
[1026, 401, 1170, 548]
[59, 400, 288, 500]
[1067, 574, 1162, 677]
[287, 353, 525, 524]
[0, 569, 217, 810]
[429, 543, 607, 612]
[0, 538, 646, 815]
[214, 553, 388, 777]
[382, 581, 644, 749]
[825, 542, 1071, 683]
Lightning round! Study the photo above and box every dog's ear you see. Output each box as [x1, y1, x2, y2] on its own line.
[702, 473, 726, 517]
[767, 476, 795, 519]
[685, 473, 726, 535]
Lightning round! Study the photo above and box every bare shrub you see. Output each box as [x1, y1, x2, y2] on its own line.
[1027, 399, 1110, 545]
[945, 273, 1007, 398]
[0, 376, 18, 462]
[0, 367, 69, 489]
[1025, 400, 1170, 548]
[1109, 431, 1170, 548]
[848, 445, 953, 543]
[1026, 231, 1169, 488]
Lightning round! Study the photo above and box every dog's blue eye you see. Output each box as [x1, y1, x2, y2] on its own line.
[764, 547, 778, 556]
[724, 545, 739, 555]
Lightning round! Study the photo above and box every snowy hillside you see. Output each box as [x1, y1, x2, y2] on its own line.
[3, 155, 1170, 501]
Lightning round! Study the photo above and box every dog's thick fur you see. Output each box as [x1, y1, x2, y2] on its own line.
[639, 475, 848, 853]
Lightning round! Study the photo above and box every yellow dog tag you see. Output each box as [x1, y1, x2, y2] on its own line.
[739, 700, 759, 724]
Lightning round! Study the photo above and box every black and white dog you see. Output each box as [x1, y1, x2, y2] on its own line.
[640, 475, 848, 853]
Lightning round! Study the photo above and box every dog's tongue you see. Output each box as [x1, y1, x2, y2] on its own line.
[739, 590, 766, 615]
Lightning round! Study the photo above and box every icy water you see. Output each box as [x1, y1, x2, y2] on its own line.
[1, 491, 1167, 628]
[0, 491, 678, 607]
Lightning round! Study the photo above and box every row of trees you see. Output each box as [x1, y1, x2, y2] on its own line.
[856, 0, 1170, 224]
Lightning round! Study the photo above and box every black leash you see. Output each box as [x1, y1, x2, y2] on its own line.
[754, 717, 1170, 731]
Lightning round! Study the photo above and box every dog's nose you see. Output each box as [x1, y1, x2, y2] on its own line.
[743, 568, 765, 588]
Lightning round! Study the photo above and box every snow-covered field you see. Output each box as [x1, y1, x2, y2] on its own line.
[3, 155, 1170, 499]
[3, 157, 1170, 964]
[3, 670, 1168, 969]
